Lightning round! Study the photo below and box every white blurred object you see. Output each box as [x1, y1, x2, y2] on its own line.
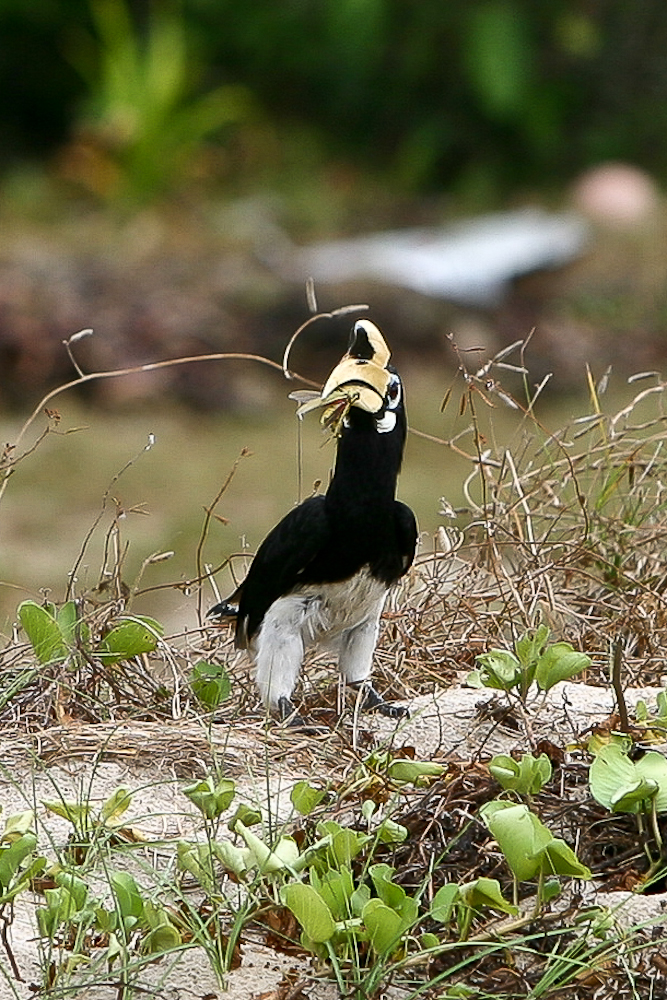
[571, 162, 660, 227]
[281, 208, 587, 307]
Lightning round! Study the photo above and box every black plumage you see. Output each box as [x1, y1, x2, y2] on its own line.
[209, 319, 417, 723]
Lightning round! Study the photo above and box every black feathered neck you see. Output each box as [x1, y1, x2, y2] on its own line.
[315, 396, 408, 586]
[326, 392, 406, 510]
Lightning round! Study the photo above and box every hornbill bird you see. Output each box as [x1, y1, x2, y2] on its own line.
[209, 319, 417, 723]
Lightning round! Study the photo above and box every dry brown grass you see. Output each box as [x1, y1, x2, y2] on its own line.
[5, 329, 667, 729]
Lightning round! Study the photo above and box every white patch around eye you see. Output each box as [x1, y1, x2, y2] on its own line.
[386, 374, 402, 410]
[376, 411, 397, 434]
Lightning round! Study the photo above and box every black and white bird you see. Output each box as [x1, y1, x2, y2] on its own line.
[209, 319, 417, 723]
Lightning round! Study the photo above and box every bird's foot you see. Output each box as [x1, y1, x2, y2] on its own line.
[351, 681, 410, 719]
[275, 697, 327, 733]
[277, 696, 306, 727]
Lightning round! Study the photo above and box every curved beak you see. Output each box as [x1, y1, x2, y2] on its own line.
[320, 319, 391, 414]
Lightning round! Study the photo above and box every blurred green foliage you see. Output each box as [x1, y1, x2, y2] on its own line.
[64, 0, 252, 201]
[2, 0, 667, 201]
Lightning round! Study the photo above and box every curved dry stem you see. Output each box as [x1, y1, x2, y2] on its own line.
[281, 303, 369, 380]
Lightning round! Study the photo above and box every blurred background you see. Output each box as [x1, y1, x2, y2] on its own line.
[1, 0, 667, 631]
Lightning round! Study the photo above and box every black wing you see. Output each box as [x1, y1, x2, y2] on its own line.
[394, 500, 418, 575]
[234, 495, 330, 646]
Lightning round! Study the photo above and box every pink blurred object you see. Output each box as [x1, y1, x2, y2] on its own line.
[571, 163, 660, 226]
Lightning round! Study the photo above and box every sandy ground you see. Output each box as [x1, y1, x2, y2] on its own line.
[0, 679, 666, 999]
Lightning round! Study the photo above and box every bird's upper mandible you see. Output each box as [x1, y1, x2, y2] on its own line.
[320, 319, 392, 415]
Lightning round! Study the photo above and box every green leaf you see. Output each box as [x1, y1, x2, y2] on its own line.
[143, 920, 182, 953]
[590, 741, 667, 814]
[177, 841, 215, 890]
[0, 833, 37, 891]
[369, 863, 403, 910]
[228, 803, 262, 831]
[657, 691, 667, 719]
[213, 840, 252, 878]
[272, 835, 301, 869]
[37, 886, 78, 937]
[540, 838, 592, 879]
[43, 800, 92, 830]
[291, 781, 327, 816]
[481, 800, 591, 881]
[280, 883, 336, 943]
[480, 801, 551, 881]
[211, 839, 250, 878]
[56, 602, 80, 647]
[235, 821, 298, 874]
[100, 787, 132, 825]
[376, 816, 409, 844]
[110, 872, 145, 924]
[8, 854, 46, 902]
[1, 810, 34, 843]
[369, 863, 418, 924]
[350, 883, 371, 917]
[459, 876, 517, 915]
[430, 883, 460, 923]
[635, 752, 667, 813]
[312, 866, 355, 921]
[18, 601, 68, 664]
[474, 650, 522, 690]
[488, 753, 552, 795]
[543, 878, 561, 902]
[317, 822, 366, 867]
[190, 659, 232, 709]
[97, 616, 163, 664]
[363, 897, 405, 955]
[515, 624, 550, 668]
[534, 642, 590, 691]
[55, 871, 88, 910]
[387, 760, 446, 784]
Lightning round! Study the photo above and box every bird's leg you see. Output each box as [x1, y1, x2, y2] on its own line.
[253, 604, 304, 712]
[339, 599, 409, 719]
[350, 680, 410, 719]
[277, 696, 307, 727]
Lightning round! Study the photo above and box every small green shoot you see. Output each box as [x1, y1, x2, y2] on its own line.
[488, 753, 552, 796]
[42, 786, 134, 861]
[469, 624, 590, 701]
[636, 689, 667, 735]
[183, 775, 236, 820]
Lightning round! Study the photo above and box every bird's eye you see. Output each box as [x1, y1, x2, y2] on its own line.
[386, 374, 401, 410]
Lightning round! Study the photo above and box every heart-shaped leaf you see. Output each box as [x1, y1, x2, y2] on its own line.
[18, 601, 67, 664]
[280, 883, 336, 943]
[535, 642, 590, 691]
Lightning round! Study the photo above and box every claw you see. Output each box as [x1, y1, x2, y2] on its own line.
[351, 682, 410, 719]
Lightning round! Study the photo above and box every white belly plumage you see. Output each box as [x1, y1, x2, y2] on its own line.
[251, 568, 389, 708]
[296, 571, 389, 646]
